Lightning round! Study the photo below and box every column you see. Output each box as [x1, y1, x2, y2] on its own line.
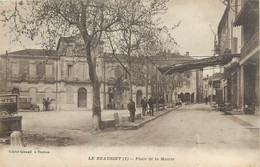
[237, 71, 240, 108]
[240, 65, 244, 110]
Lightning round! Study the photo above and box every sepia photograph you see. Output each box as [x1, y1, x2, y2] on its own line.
[0, 0, 259, 166]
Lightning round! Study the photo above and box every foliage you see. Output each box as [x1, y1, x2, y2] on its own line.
[0, 0, 174, 129]
[42, 97, 55, 111]
[161, 71, 192, 103]
[108, 75, 130, 94]
[108, 75, 129, 109]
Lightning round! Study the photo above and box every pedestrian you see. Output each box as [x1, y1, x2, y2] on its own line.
[148, 96, 154, 116]
[127, 99, 136, 122]
[205, 97, 208, 105]
[141, 97, 147, 116]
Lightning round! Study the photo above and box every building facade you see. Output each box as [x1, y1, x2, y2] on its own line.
[216, 0, 259, 114]
[0, 37, 203, 111]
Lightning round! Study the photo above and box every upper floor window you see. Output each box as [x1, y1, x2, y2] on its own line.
[12, 63, 19, 77]
[78, 64, 88, 80]
[29, 64, 37, 78]
[68, 64, 73, 78]
[45, 64, 53, 79]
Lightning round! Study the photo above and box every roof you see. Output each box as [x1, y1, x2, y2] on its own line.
[5, 49, 58, 57]
[158, 54, 240, 75]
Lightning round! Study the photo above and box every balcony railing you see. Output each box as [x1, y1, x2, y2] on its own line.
[241, 30, 259, 60]
[44, 77, 55, 83]
[11, 76, 21, 82]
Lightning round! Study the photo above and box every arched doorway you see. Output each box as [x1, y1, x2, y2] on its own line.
[78, 88, 87, 108]
[184, 93, 191, 103]
[178, 93, 184, 102]
[12, 88, 20, 95]
[29, 88, 37, 104]
[136, 90, 143, 108]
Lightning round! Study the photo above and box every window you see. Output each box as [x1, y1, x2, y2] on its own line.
[66, 45, 73, 55]
[83, 64, 88, 79]
[66, 87, 74, 104]
[12, 63, 19, 77]
[78, 64, 88, 80]
[29, 88, 37, 103]
[29, 64, 37, 78]
[68, 64, 73, 78]
[45, 64, 53, 78]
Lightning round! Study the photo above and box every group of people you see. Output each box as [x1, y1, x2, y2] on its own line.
[127, 97, 155, 123]
[140, 97, 155, 116]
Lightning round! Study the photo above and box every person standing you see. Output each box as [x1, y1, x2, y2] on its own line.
[141, 97, 147, 116]
[127, 99, 136, 122]
[205, 97, 208, 105]
[148, 97, 154, 116]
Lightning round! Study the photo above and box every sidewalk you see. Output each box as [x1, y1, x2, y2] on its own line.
[118, 106, 179, 130]
[212, 106, 259, 128]
[232, 114, 259, 128]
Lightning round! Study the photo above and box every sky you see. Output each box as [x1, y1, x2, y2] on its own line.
[0, 0, 226, 55]
[0, 0, 226, 76]
[163, 0, 226, 57]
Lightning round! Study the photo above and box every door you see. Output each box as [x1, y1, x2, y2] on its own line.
[136, 90, 143, 108]
[78, 88, 87, 108]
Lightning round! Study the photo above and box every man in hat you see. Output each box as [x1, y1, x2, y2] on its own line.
[127, 99, 136, 122]
[141, 97, 147, 116]
[148, 96, 154, 116]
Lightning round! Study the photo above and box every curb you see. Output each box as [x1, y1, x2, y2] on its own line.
[119, 106, 180, 130]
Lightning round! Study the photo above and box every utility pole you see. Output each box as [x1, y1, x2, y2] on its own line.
[209, 24, 218, 106]
[5, 51, 8, 94]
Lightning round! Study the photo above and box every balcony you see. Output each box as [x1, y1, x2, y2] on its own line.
[44, 77, 56, 83]
[28, 76, 38, 83]
[241, 30, 259, 60]
[11, 76, 21, 83]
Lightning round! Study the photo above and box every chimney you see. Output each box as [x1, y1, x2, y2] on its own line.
[186, 52, 189, 56]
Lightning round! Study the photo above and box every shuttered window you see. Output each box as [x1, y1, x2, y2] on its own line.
[45, 64, 53, 78]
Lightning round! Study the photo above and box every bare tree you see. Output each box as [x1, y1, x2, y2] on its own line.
[1, 0, 129, 129]
[105, 0, 169, 99]
[162, 72, 191, 107]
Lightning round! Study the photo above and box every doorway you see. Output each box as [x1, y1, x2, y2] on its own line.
[78, 88, 87, 108]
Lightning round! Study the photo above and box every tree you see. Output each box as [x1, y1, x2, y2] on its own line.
[1, 0, 129, 129]
[161, 71, 191, 107]
[42, 97, 55, 111]
[108, 75, 130, 109]
[105, 0, 168, 99]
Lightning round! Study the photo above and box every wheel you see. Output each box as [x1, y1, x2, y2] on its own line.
[0, 110, 9, 115]
[34, 107, 40, 112]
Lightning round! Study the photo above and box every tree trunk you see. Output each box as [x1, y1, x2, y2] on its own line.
[92, 82, 102, 129]
[169, 89, 173, 107]
[85, 41, 102, 130]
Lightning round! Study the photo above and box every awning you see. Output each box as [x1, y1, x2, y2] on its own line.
[158, 54, 240, 75]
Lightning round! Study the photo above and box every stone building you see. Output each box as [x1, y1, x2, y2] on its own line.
[217, 0, 259, 114]
[0, 36, 203, 111]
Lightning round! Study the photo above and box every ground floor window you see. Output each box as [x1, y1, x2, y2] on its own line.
[78, 88, 87, 108]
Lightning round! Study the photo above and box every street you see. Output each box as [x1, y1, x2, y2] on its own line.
[91, 104, 259, 149]
[15, 103, 258, 150]
[1, 103, 258, 167]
